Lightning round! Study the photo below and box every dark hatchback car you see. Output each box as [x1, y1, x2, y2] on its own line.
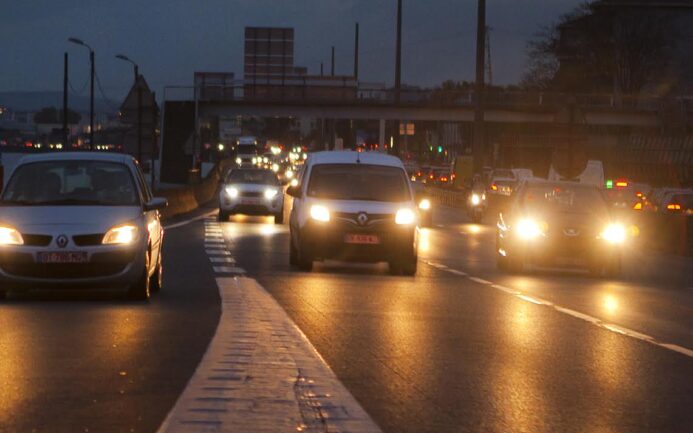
[496, 179, 626, 276]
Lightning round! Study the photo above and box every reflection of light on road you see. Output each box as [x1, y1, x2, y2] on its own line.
[603, 295, 619, 315]
[259, 224, 279, 236]
[467, 224, 481, 234]
[419, 229, 430, 253]
[0, 313, 28, 420]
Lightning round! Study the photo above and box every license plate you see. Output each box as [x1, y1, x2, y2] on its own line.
[37, 252, 88, 264]
[240, 198, 261, 205]
[344, 234, 380, 245]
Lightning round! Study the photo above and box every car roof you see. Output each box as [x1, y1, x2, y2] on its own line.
[16, 151, 134, 165]
[306, 151, 405, 168]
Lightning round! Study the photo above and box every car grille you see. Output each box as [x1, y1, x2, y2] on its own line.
[22, 234, 53, 247]
[73, 234, 104, 246]
[240, 191, 262, 198]
[333, 212, 394, 228]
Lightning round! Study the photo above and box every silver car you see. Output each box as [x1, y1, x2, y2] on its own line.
[0, 152, 167, 300]
[219, 168, 284, 223]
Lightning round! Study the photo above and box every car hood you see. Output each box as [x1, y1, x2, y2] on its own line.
[0, 206, 143, 233]
[225, 183, 280, 192]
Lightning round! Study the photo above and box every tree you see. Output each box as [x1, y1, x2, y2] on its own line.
[521, 1, 675, 95]
[33, 107, 81, 124]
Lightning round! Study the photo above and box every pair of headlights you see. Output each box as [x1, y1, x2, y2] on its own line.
[0, 224, 139, 246]
[309, 205, 416, 225]
[513, 219, 626, 244]
[225, 186, 279, 200]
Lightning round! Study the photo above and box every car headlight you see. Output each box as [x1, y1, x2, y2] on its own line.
[251, 157, 257, 164]
[601, 223, 626, 244]
[225, 186, 239, 198]
[418, 199, 431, 210]
[264, 188, 279, 200]
[395, 208, 416, 225]
[290, 178, 299, 187]
[0, 226, 24, 245]
[310, 205, 330, 222]
[102, 224, 138, 245]
[471, 193, 481, 206]
[516, 218, 545, 240]
[235, 157, 242, 165]
[285, 169, 294, 179]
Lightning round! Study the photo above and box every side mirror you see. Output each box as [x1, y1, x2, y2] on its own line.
[286, 184, 302, 198]
[144, 197, 168, 212]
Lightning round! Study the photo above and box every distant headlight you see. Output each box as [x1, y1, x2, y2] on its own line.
[235, 157, 242, 165]
[285, 169, 294, 179]
[471, 193, 481, 206]
[225, 186, 239, 198]
[395, 208, 416, 225]
[102, 224, 138, 245]
[290, 178, 299, 187]
[516, 218, 545, 240]
[252, 157, 258, 164]
[601, 223, 626, 244]
[0, 226, 24, 245]
[418, 199, 431, 210]
[264, 188, 279, 200]
[310, 205, 330, 222]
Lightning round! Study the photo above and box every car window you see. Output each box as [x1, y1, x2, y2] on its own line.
[2, 160, 139, 206]
[133, 161, 152, 203]
[307, 164, 410, 202]
[520, 184, 609, 216]
[226, 169, 278, 185]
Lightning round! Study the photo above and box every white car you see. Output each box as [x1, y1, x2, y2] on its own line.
[219, 168, 284, 223]
[287, 151, 419, 275]
[0, 152, 167, 300]
[488, 169, 517, 196]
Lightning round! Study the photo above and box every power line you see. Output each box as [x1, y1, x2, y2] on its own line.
[93, 69, 121, 112]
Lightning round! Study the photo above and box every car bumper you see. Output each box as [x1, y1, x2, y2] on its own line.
[498, 233, 621, 267]
[0, 245, 145, 290]
[219, 195, 283, 215]
[298, 221, 417, 263]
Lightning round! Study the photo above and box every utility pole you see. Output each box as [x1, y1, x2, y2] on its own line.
[320, 62, 324, 76]
[89, 50, 95, 150]
[394, 0, 403, 155]
[472, 0, 486, 175]
[354, 22, 360, 80]
[137, 77, 143, 164]
[485, 26, 493, 86]
[62, 52, 69, 148]
[331, 46, 335, 76]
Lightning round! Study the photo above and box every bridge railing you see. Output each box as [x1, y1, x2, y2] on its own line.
[164, 81, 676, 112]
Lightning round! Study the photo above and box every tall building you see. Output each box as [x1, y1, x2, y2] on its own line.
[244, 27, 305, 85]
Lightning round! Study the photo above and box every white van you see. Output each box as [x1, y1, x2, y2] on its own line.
[287, 151, 419, 275]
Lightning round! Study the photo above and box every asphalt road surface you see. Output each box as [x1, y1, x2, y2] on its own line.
[1, 203, 691, 433]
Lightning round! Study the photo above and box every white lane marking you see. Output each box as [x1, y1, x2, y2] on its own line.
[448, 269, 468, 276]
[163, 210, 217, 230]
[156, 277, 382, 433]
[204, 239, 224, 243]
[442, 266, 693, 359]
[209, 257, 236, 264]
[206, 250, 231, 256]
[468, 276, 492, 285]
[213, 266, 246, 274]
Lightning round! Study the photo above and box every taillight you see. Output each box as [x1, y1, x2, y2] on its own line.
[491, 183, 498, 191]
[667, 203, 681, 211]
[633, 202, 643, 210]
[615, 180, 628, 188]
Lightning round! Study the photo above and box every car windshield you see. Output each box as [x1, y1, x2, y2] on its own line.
[226, 169, 278, 185]
[520, 184, 608, 216]
[237, 144, 257, 155]
[1, 160, 139, 206]
[307, 164, 410, 202]
[493, 169, 515, 179]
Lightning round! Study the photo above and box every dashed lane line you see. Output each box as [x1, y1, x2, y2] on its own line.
[209, 257, 236, 264]
[206, 250, 231, 256]
[213, 266, 246, 275]
[427, 261, 693, 360]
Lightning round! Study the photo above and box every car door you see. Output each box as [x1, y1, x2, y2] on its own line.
[132, 162, 162, 268]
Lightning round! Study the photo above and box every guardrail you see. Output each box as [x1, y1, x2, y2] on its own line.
[157, 159, 234, 220]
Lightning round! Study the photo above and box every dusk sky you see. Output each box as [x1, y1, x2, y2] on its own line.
[1, 0, 582, 101]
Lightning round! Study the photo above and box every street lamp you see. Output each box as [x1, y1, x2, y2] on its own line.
[115, 53, 143, 164]
[115, 54, 139, 84]
[68, 37, 94, 150]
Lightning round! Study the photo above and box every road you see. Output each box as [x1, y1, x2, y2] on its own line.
[1, 203, 691, 433]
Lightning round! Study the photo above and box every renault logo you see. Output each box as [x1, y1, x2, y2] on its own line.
[56, 235, 69, 248]
[357, 212, 369, 226]
[563, 228, 580, 237]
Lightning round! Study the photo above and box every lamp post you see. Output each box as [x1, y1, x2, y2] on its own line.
[115, 54, 139, 84]
[116, 54, 143, 163]
[68, 37, 95, 150]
